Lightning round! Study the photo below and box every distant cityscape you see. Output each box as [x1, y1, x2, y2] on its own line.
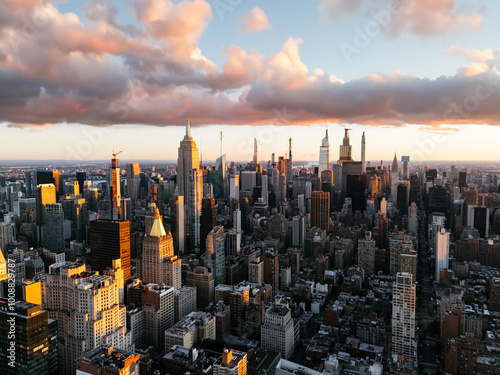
[1, 122, 500, 375]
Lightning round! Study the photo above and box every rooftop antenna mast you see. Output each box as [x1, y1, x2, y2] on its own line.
[220, 131, 223, 157]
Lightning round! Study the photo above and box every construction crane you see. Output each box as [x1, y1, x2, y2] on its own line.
[112, 150, 122, 159]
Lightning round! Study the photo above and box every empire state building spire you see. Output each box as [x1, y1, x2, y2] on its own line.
[184, 117, 191, 140]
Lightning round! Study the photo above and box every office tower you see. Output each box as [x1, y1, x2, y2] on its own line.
[127, 280, 174, 355]
[436, 228, 450, 282]
[178, 118, 203, 250]
[397, 182, 409, 215]
[261, 172, 268, 204]
[459, 171, 467, 189]
[392, 272, 417, 365]
[318, 129, 330, 180]
[109, 152, 122, 220]
[209, 154, 227, 199]
[346, 174, 366, 212]
[341, 161, 363, 195]
[201, 197, 217, 253]
[0, 299, 58, 375]
[252, 138, 258, 163]
[389, 233, 414, 276]
[170, 195, 186, 254]
[400, 252, 417, 279]
[380, 197, 387, 216]
[400, 156, 410, 180]
[36, 183, 56, 246]
[370, 174, 379, 197]
[286, 138, 293, 185]
[428, 185, 447, 216]
[44, 262, 133, 374]
[229, 174, 239, 201]
[311, 191, 330, 232]
[165, 311, 216, 349]
[214, 349, 248, 375]
[76, 345, 142, 375]
[241, 171, 257, 200]
[24, 170, 34, 197]
[139, 207, 181, 288]
[390, 152, 399, 203]
[408, 202, 418, 236]
[225, 228, 241, 256]
[249, 257, 264, 284]
[75, 171, 86, 193]
[291, 215, 305, 249]
[186, 266, 215, 309]
[262, 251, 280, 293]
[409, 174, 418, 205]
[0, 222, 15, 252]
[467, 206, 490, 238]
[42, 203, 65, 253]
[90, 219, 131, 280]
[61, 196, 88, 243]
[358, 231, 376, 276]
[361, 131, 366, 173]
[338, 128, 353, 164]
[36, 170, 59, 199]
[240, 197, 250, 233]
[126, 162, 140, 201]
[206, 225, 226, 286]
[261, 304, 295, 359]
[174, 286, 197, 323]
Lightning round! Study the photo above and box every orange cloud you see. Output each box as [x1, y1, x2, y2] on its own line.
[240, 7, 271, 34]
[320, 0, 484, 38]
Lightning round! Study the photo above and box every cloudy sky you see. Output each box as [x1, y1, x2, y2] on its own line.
[1, 0, 500, 162]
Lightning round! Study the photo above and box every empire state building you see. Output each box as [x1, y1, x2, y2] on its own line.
[177, 118, 203, 250]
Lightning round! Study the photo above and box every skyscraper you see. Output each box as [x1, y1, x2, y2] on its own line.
[170, 195, 185, 254]
[139, 206, 181, 288]
[206, 225, 226, 286]
[286, 138, 293, 185]
[90, 219, 131, 280]
[36, 183, 56, 247]
[318, 129, 330, 180]
[186, 266, 215, 309]
[361, 131, 366, 173]
[110, 151, 122, 220]
[230, 174, 240, 201]
[42, 203, 65, 253]
[177, 118, 203, 250]
[311, 191, 330, 231]
[392, 272, 416, 365]
[436, 228, 450, 282]
[0, 299, 58, 375]
[201, 197, 217, 253]
[44, 262, 133, 374]
[253, 138, 258, 163]
[126, 162, 140, 201]
[127, 280, 174, 355]
[261, 304, 295, 359]
[338, 128, 353, 164]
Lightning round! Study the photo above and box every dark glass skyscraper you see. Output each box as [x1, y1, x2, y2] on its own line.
[0, 299, 58, 375]
[90, 219, 131, 279]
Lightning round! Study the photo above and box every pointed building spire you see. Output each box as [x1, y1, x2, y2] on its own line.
[186, 117, 191, 138]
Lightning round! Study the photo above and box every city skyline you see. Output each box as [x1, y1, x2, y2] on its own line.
[1, 1, 500, 161]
